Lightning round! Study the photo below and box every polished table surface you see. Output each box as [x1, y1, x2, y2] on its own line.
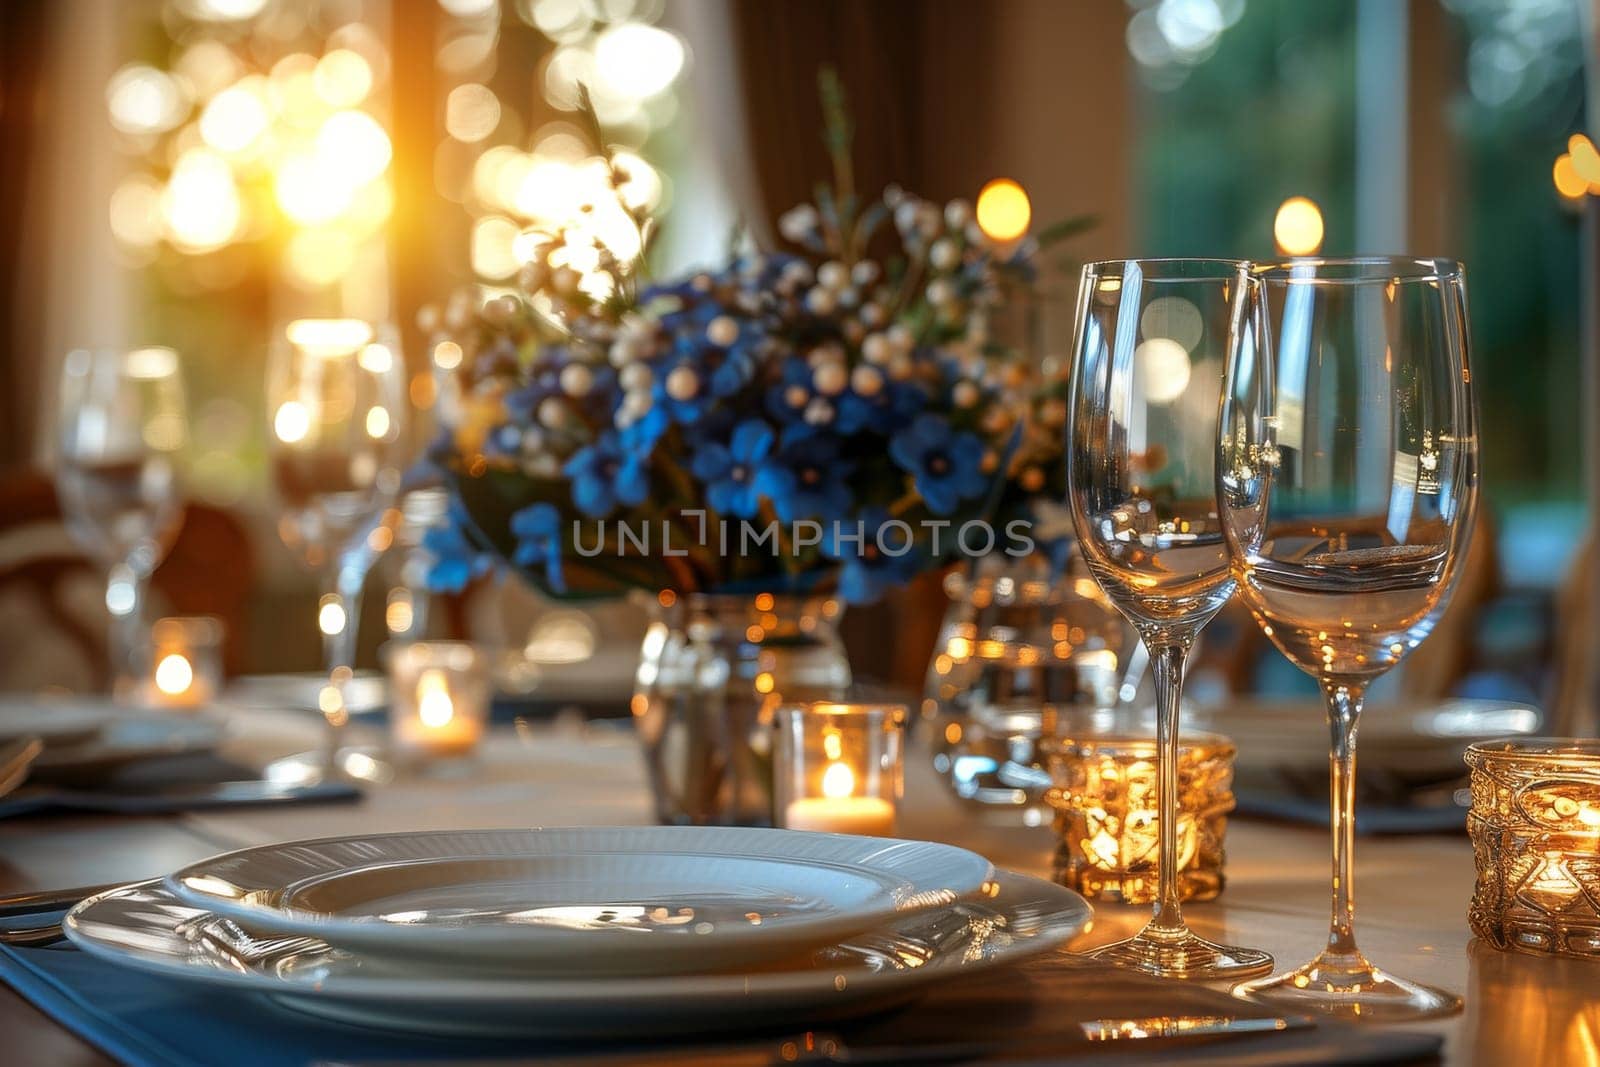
[1, 710, 1596, 1066]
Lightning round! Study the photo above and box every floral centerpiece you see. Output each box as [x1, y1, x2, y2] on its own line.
[420, 80, 1086, 606]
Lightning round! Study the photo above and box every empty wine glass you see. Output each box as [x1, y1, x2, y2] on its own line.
[57, 347, 187, 698]
[1219, 257, 1477, 1020]
[267, 319, 405, 753]
[1067, 259, 1273, 979]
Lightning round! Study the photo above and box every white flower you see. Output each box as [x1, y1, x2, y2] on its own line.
[851, 365, 884, 397]
[894, 200, 921, 234]
[621, 389, 653, 419]
[862, 332, 892, 365]
[851, 260, 881, 287]
[818, 261, 849, 291]
[887, 323, 915, 352]
[926, 279, 957, 307]
[944, 198, 973, 230]
[559, 363, 594, 398]
[781, 260, 815, 288]
[778, 204, 820, 242]
[665, 365, 700, 401]
[805, 286, 838, 315]
[803, 397, 834, 425]
[887, 352, 915, 381]
[550, 267, 579, 295]
[620, 362, 652, 391]
[813, 362, 848, 396]
[930, 238, 960, 272]
[537, 397, 568, 429]
[706, 315, 739, 347]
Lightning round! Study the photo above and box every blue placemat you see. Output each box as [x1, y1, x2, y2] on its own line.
[0, 938, 1447, 1067]
[0, 941, 582, 1066]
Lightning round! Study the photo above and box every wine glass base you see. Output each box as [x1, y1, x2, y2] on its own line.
[1232, 950, 1462, 1022]
[1090, 927, 1274, 980]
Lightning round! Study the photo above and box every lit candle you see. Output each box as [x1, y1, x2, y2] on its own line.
[783, 761, 896, 836]
[388, 642, 490, 762]
[147, 616, 223, 708]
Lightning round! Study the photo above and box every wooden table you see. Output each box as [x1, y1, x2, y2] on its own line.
[1, 712, 1595, 1066]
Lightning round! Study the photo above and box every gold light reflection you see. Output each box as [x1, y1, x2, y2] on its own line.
[287, 318, 374, 352]
[976, 178, 1031, 242]
[1046, 734, 1234, 904]
[1273, 196, 1324, 256]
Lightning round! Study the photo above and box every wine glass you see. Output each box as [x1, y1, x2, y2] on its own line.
[267, 319, 405, 752]
[1219, 257, 1476, 1019]
[1066, 259, 1274, 979]
[57, 347, 187, 699]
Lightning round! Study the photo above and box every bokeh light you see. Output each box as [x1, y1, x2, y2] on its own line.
[162, 149, 242, 252]
[106, 65, 186, 136]
[1273, 196, 1324, 256]
[976, 178, 1031, 242]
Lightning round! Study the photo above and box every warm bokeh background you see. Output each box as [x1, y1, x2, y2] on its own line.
[0, 0, 1594, 726]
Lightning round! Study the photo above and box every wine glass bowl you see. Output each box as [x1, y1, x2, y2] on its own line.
[1220, 257, 1476, 1020]
[267, 318, 405, 755]
[269, 319, 404, 571]
[1068, 258, 1273, 979]
[57, 346, 187, 697]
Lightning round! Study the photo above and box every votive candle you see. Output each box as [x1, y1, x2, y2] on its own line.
[774, 702, 904, 835]
[387, 642, 490, 761]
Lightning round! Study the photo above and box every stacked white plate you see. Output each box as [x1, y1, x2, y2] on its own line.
[63, 826, 1092, 1036]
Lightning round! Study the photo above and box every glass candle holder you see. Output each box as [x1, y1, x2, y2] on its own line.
[1044, 728, 1236, 903]
[147, 616, 224, 708]
[1466, 739, 1600, 959]
[774, 703, 905, 836]
[387, 642, 491, 762]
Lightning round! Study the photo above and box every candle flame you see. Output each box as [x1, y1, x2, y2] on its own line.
[821, 761, 854, 799]
[418, 669, 455, 728]
[154, 653, 194, 695]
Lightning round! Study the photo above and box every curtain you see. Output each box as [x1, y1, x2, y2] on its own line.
[0, 1, 50, 466]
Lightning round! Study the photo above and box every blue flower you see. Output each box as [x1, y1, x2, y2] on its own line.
[824, 508, 925, 604]
[764, 357, 813, 426]
[836, 379, 925, 435]
[889, 414, 990, 515]
[690, 419, 774, 518]
[564, 434, 650, 517]
[421, 515, 492, 594]
[511, 502, 565, 593]
[756, 433, 854, 522]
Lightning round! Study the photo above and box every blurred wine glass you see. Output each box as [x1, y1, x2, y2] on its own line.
[1067, 259, 1273, 980]
[1220, 257, 1477, 1020]
[57, 347, 187, 699]
[267, 319, 405, 752]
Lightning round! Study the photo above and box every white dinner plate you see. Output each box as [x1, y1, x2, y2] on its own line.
[69, 871, 1089, 1037]
[166, 827, 995, 975]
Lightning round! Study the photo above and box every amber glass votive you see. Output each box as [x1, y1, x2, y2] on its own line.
[387, 642, 491, 762]
[774, 703, 905, 835]
[1044, 729, 1236, 903]
[1467, 739, 1600, 959]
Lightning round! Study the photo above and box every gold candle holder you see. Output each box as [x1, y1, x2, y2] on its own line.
[1467, 739, 1600, 958]
[1044, 729, 1236, 903]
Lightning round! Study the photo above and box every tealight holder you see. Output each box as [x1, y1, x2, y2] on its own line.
[147, 616, 224, 708]
[1044, 725, 1236, 903]
[387, 642, 491, 765]
[774, 702, 906, 836]
[1467, 739, 1600, 959]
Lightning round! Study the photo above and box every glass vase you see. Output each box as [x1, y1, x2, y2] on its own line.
[632, 593, 851, 826]
[925, 552, 1130, 821]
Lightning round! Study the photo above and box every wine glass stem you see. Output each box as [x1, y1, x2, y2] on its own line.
[1146, 635, 1194, 935]
[1323, 679, 1365, 957]
[316, 555, 370, 766]
[107, 560, 151, 700]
